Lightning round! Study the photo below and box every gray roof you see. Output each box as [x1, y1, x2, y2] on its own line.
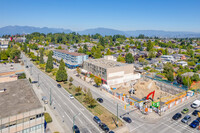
[0, 79, 42, 118]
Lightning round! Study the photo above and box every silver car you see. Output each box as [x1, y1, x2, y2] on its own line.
[181, 115, 191, 124]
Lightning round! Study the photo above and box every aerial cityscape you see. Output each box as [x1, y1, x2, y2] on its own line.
[0, 0, 200, 133]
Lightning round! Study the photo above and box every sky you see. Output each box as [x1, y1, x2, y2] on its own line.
[1, 0, 200, 32]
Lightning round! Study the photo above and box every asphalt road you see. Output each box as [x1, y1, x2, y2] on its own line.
[22, 53, 102, 133]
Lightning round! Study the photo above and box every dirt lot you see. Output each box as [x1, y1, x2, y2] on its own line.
[112, 79, 173, 102]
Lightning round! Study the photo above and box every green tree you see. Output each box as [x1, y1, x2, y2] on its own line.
[148, 49, 156, 58]
[94, 48, 102, 59]
[23, 43, 28, 53]
[117, 55, 125, 63]
[76, 67, 81, 76]
[125, 53, 134, 63]
[147, 40, 153, 51]
[69, 77, 73, 82]
[56, 59, 68, 82]
[75, 86, 82, 95]
[45, 51, 53, 72]
[105, 48, 111, 55]
[0, 50, 8, 60]
[83, 44, 88, 54]
[165, 48, 169, 55]
[39, 48, 44, 64]
[78, 46, 83, 53]
[191, 74, 200, 82]
[166, 71, 174, 82]
[94, 75, 101, 86]
[9, 48, 21, 59]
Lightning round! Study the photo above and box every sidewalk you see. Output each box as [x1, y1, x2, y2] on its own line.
[24, 66, 69, 133]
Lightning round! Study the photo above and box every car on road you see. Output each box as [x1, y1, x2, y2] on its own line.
[32, 81, 38, 83]
[72, 125, 80, 133]
[191, 100, 200, 108]
[93, 116, 101, 124]
[196, 117, 200, 122]
[109, 131, 114, 133]
[181, 115, 191, 124]
[42, 96, 48, 104]
[123, 117, 132, 123]
[192, 110, 200, 116]
[99, 123, 109, 132]
[172, 113, 182, 120]
[26, 65, 29, 68]
[181, 108, 189, 114]
[189, 120, 199, 128]
[97, 98, 103, 103]
[57, 84, 61, 88]
[69, 94, 74, 99]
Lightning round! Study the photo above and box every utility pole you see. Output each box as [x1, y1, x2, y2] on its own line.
[159, 93, 162, 116]
[117, 103, 119, 127]
[73, 113, 80, 132]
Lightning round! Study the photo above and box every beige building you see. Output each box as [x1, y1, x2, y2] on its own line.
[83, 56, 140, 86]
[0, 79, 44, 133]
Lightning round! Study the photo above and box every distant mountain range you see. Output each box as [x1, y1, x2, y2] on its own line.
[1, 25, 200, 38]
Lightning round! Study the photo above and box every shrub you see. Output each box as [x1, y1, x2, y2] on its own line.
[44, 113, 52, 123]
[18, 73, 26, 79]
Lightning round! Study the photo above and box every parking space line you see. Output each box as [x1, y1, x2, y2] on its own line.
[161, 122, 182, 133]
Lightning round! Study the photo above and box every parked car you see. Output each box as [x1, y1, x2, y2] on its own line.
[109, 131, 115, 133]
[57, 84, 61, 88]
[181, 108, 189, 114]
[97, 98, 103, 103]
[191, 100, 200, 108]
[72, 125, 80, 133]
[93, 116, 101, 124]
[192, 110, 200, 116]
[69, 94, 74, 99]
[32, 81, 38, 84]
[196, 117, 200, 122]
[181, 115, 191, 124]
[26, 65, 29, 68]
[99, 123, 109, 132]
[42, 96, 48, 104]
[172, 113, 182, 120]
[123, 117, 132, 123]
[189, 120, 199, 128]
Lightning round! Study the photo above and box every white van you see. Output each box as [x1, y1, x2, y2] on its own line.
[191, 100, 200, 108]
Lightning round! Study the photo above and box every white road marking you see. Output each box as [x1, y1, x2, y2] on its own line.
[161, 122, 182, 133]
[130, 124, 145, 132]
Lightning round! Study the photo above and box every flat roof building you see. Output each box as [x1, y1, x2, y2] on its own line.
[0, 79, 44, 133]
[83, 56, 140, 86]
[53, 49, 88, 68]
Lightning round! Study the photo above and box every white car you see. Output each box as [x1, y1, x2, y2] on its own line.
[69, 94, 74, 99]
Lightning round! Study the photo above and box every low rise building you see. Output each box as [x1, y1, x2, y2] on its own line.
[53, 49, 88, 68]
[83, 57, 140, 86]
[176, 61, 188, 67]
[0, 79, 44, 133]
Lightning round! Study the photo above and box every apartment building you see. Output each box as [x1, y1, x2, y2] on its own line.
[83, 56, 140, 86]
[0, 79, 44, 133]
[53, 49, 88, 68]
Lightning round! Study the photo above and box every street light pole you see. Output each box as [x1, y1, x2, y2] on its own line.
[38, 73, 40, 87]
[50, 87, 52, 106]
[73, 113, 80, 132]
[117, 103, 119, 127]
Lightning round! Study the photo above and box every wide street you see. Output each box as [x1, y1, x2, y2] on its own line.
[23, 52, 200, 133]
[22, 53, 102, 133]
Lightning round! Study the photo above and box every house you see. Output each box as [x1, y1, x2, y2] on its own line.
[172, 54, 186, 60]
[160, 55, 175, 62]
[176, 61, 188, 67]
[194, 46, 200, 50]
[191, 43, 198, 47]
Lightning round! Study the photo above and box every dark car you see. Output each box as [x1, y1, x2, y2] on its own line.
[57, 84, 61, 88]
[172, 113, 182, 120]
[93, 116, 101, 124]
[181, 115, 191, 124]
[99, 123, 109, 132]
[123, 117, 132, 123]
[192, 110, 200, 116]
[32, 81, 38, 84]
[97, 98, 103, 103]
[189, 120, 199, 128]
[196, 117, 200, 122]
[109, 131, 115, 133]
[72, 125, 80, 133]
[26, 65, 29, 68]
